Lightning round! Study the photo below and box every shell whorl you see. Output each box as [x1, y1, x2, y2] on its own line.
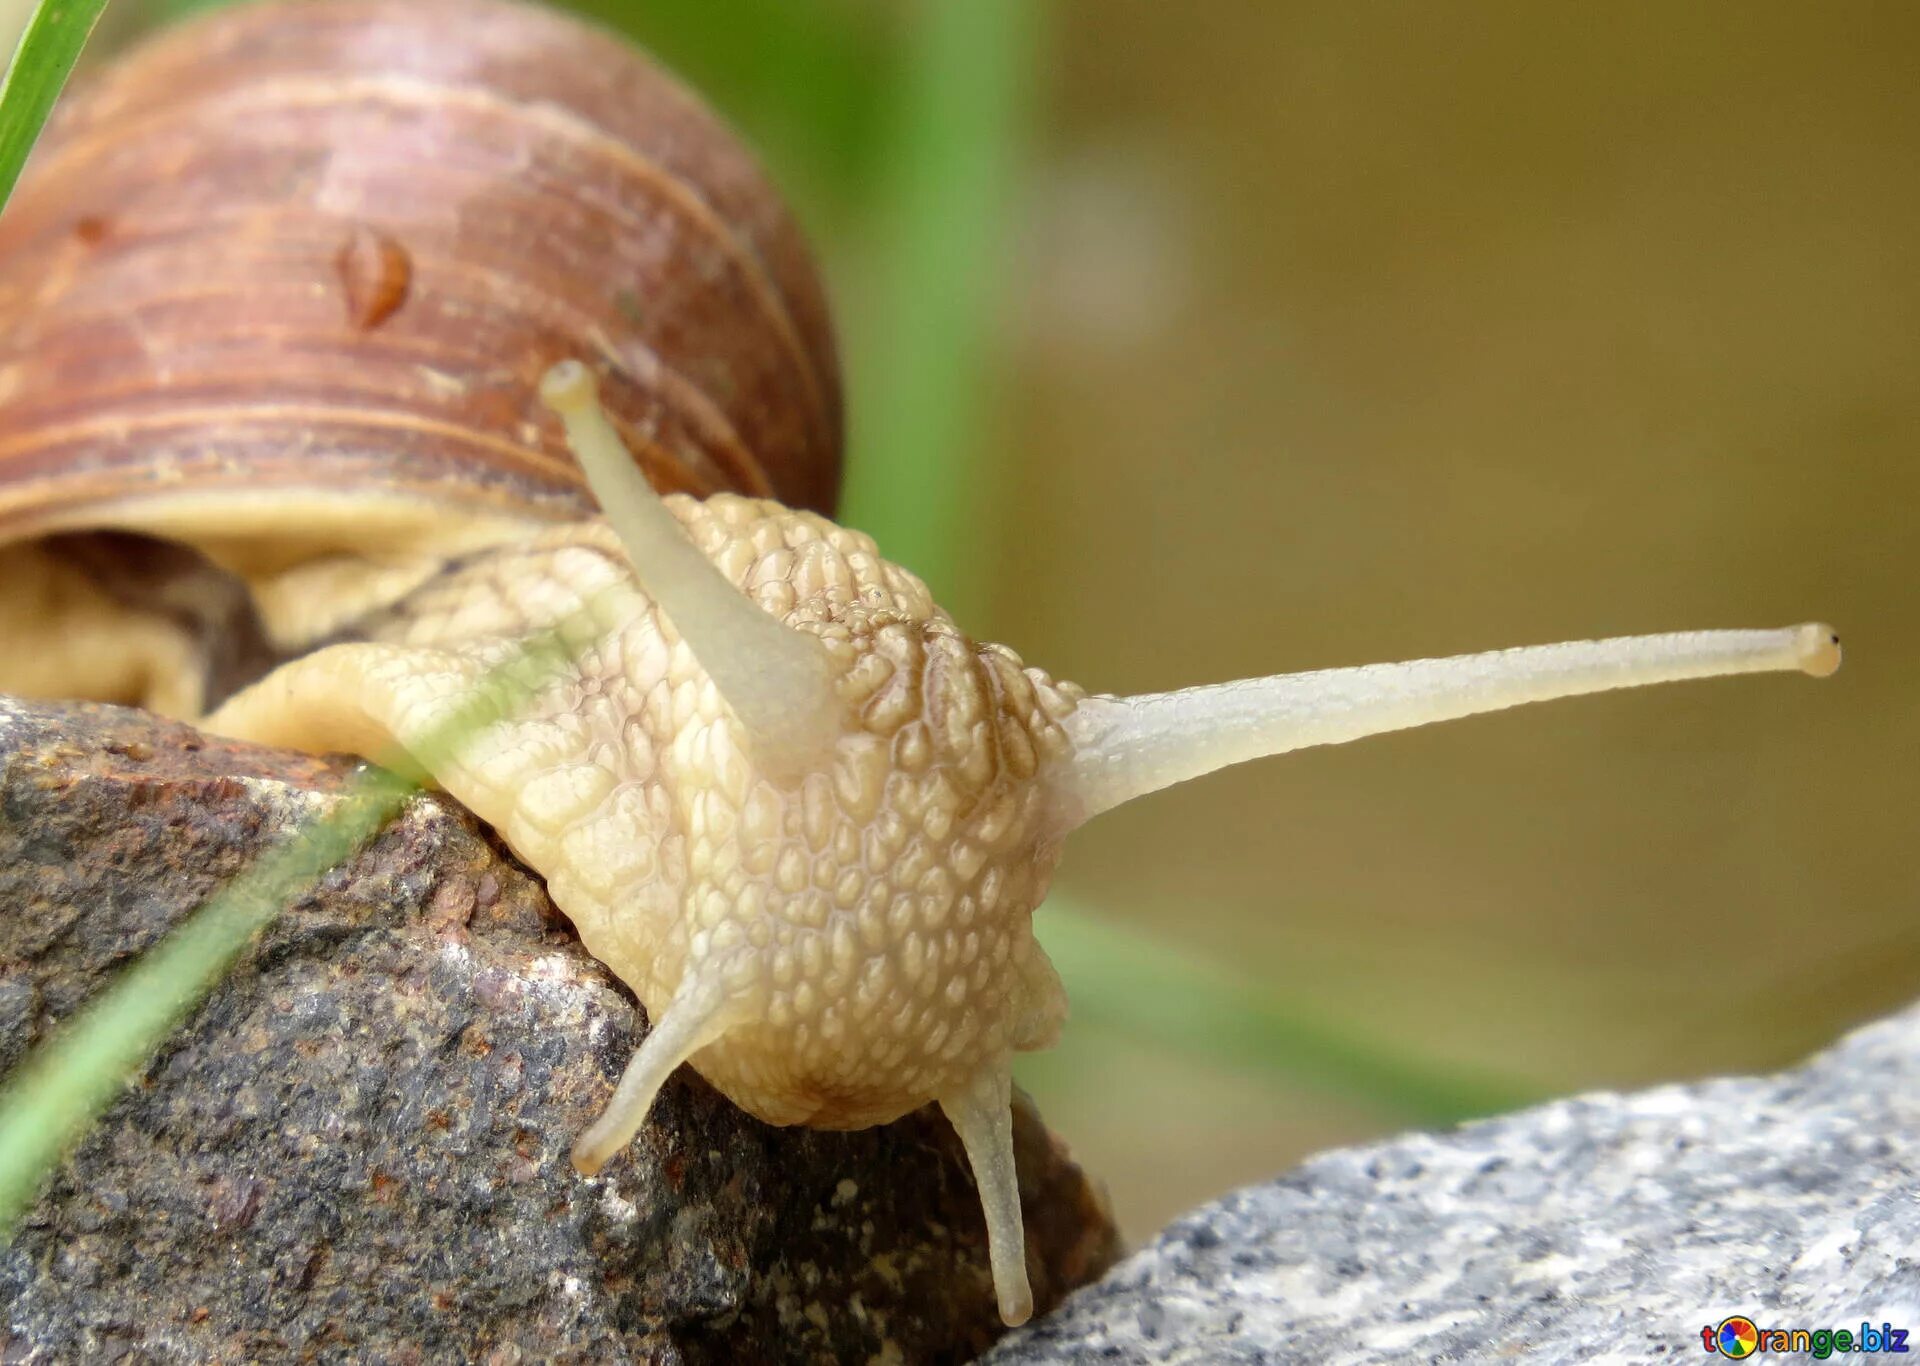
[0, 0, 842, 552]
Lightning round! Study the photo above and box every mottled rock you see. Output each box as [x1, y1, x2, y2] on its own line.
[0, 697, 1119, 1364]
[989, 1004, 1920, 1364]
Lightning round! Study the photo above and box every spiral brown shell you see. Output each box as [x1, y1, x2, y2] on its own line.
[0, 0, 843, 545]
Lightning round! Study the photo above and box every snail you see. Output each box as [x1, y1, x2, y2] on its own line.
[0, 0, 1839, 1330]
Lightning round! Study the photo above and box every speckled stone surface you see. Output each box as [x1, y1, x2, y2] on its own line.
[987, 1006, 1920, 1365]
[0, 697, 1119, 1364]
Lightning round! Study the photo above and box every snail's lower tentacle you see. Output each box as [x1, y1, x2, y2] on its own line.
[939, 1060, 1033, 1327]
[571, 980, 735, 1176]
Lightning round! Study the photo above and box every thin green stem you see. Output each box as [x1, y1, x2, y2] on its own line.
[1030, 895, 1543, 1124]
[0, 615, 587, 1238]
[839, 0, 1037, 619]
[0, 0, 108, 213]
[0, 776, 408, 1233]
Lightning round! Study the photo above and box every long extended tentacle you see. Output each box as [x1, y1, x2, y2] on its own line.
[1057, 623, 1840, 825]
[572, 977, 735, 1175]
[939, 1059, 1033, 1327]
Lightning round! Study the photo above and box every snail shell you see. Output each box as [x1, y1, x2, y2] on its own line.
[0, 0, 840, 709]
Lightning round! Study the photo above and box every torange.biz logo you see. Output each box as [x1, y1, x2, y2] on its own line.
[1702, 1316, 1910, 1358]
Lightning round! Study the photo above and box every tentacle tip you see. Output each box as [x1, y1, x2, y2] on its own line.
[539, 358, 597, 414]
[1795, 622, 1842, 678]
[997, 1284, 1035, 1328]
[569, 1135, 612, 1178]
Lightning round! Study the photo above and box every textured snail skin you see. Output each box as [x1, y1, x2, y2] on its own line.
[208, 494, 1076, 1324]
[216, 501, 1079, 1132]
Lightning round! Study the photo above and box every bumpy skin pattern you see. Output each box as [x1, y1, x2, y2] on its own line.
[214, 494, 1081, 1130]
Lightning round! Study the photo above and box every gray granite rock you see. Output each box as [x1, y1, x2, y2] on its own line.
[988, 1005, 1920, 1364]
[0, 697, 1120, 1363]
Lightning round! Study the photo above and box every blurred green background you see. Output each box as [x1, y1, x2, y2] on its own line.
[7, 0, 1913, 1239]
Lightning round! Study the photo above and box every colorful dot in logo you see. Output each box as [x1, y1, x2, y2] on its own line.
[1716, 1316, 1760, 1358]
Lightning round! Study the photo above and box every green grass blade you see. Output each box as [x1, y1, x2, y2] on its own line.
[1031, 894, 1543, 1124]
[838, 0, 1037, 619]
[0, 0, 108, 213]
[0, 773, 411, 1234]
[0, 609, 590, 1238]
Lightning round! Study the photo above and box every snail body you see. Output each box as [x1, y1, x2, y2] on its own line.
[0, 0, 1838, 1329]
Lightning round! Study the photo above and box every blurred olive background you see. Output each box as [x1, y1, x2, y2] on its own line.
[10, 0, 1913, 1238]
